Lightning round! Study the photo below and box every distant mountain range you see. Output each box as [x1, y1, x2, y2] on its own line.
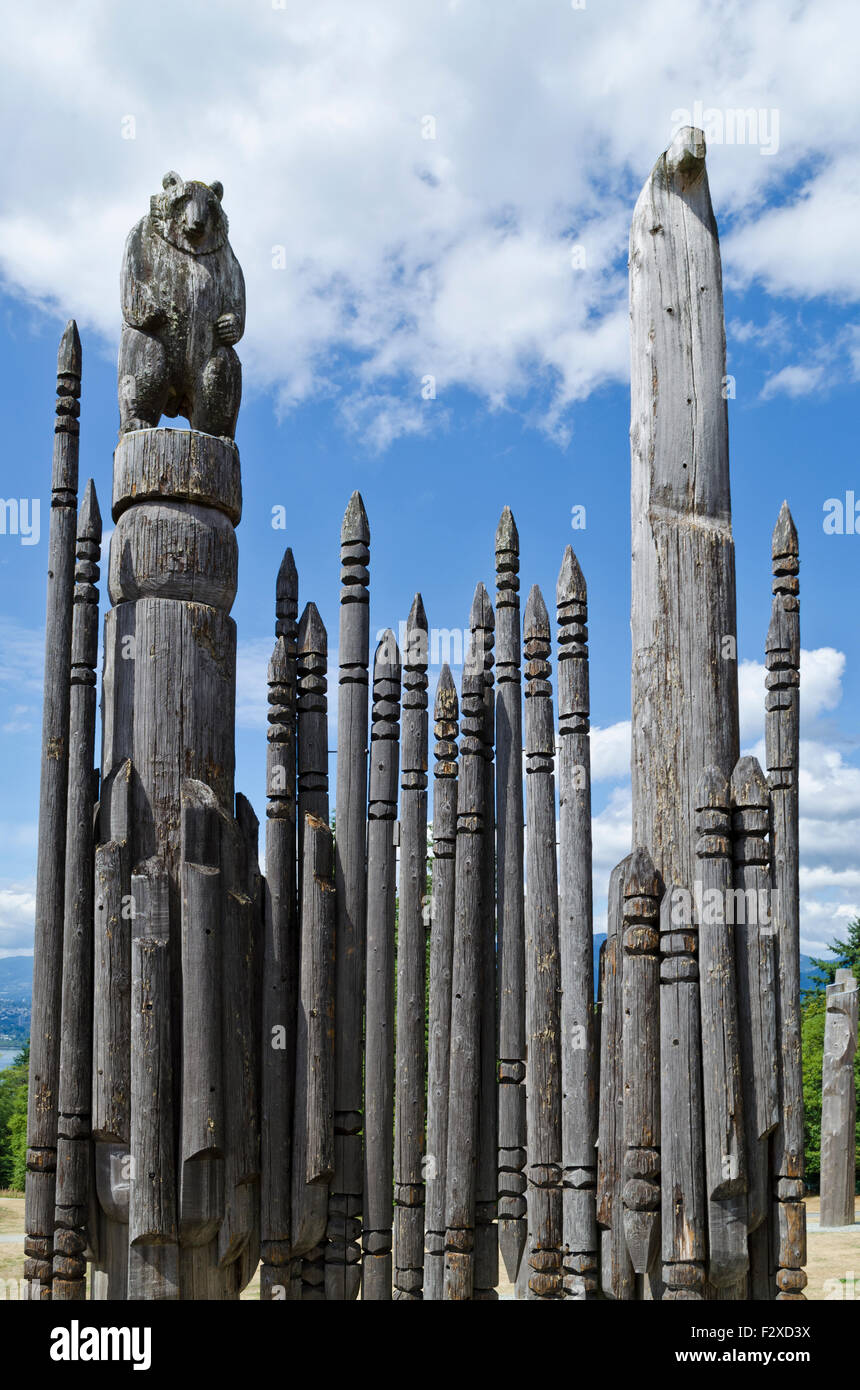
[0, 943, 825, 1051]
[591, 935, 819, 996]
[0, 955, 33, 1049]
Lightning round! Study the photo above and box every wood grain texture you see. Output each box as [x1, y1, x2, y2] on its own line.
[26, 321, 80, 1300]
[494, 510, 527, 1287]
[395, 597, 429, 1299]
[424, 665, 458, 1300]
[260, 550, 299, 1299]
[556, 545, 598, 1299]
[694, 767, 748, 1290]
[293, 816, 336, 1254]
[731, 755, 779, 1255]
[128, 861, 178, 1300]
[118, 174, 244, 438]
[443, 593, 486, 1301]
[766, 503, 807, 1299]
[819, 972, 858, 1229]
[363, 634, 401, 1300]
[472, 583, 499, 1300]
[328, 491, 370, 1301]
[621, 849, 662, 1291]
[523, 586, 564, 1300]
[629, 129, 739, 1303]
[53, 480, 102, 1300]
[596, 859, 635, 1300]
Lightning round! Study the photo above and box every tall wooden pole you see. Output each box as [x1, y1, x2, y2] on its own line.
[819, 972, 858, 1229]
[473, 582, 498, 1300]
[556, 544, 598, 1299]
[443, 587, 487, 1300]
[293, 597, 331, 1299]
[261, 548, 298, 1300]
[26, 321, 81, 1300]
[731, 755, 779, 1258]
[596, 857, 635, 1301]
[128, 861, 178, 1300]
[523, 585, 564, 1300]
[494, 510, 527, 1286]
[363, 631, 401, 1300]
[629, 127, 738, 1301]
[694, 767, 748, 1293]
[53, 479, 102, 1300]
[394, 595, 429, 1299]
[621, 848, 662, 1297]
[424, 665, 458, 1300]
[767, 503, 807, 1299]
[292, 813, 336, 1286]
[328, 491, 370, 1300]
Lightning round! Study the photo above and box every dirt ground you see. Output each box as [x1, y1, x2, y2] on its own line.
[1, 1193, 856, 1300]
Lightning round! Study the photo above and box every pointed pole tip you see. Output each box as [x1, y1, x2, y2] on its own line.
[342, 490, 370, 543]
[407, 591, 428, 632]
[58, 319, 82, 376]
[495, 505, 519, 552]
[556, 544, 586, 603]
[524, 582, 550, 636]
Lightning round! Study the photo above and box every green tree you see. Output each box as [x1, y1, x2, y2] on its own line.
[806, 916, 860, 995]
[0, 1041, 29, 1192]
[800, 921, 860, 1193]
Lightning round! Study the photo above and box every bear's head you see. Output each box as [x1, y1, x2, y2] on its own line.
[150, 172, 229, 255]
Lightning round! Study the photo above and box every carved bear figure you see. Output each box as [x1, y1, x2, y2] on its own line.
[118, 172, 245, 438]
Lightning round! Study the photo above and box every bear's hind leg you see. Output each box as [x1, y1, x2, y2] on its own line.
[192, 346, 241, 439]
[118, 326, 169, 433]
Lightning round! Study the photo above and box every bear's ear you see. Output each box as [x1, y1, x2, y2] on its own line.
[162, 171, 183, 193]
[210, 181, 224, 201]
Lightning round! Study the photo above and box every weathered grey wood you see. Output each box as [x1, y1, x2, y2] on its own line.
[424, 665, 458, 1301]
[766, 503, 808, 1299]
[443, 594, 486, 1300]
[179, 783, 225, 1249]
[119, 173, 245, 437]
[694, 767, 748, 1290]
[629, 128, 739, 1303]
[260, 549, 299, 1300]
[363, 633, 401, 1300]
[494, 510, 527, 1287]
[128, 861, 178, 1300]
[523, 585, 564, 1300]
[328, 491, 370, 1301]
[471, 582, 499, 1300]
[217, 799, 261, 1282]
[112, 424, 242, 525]
[820, 972, 858, 1229]
[394, 596, 429, 1299]
[26, 321, 80, 1300]
[621, 849, 662, 1291]
[731, 754, 779, 1253]
[297, 600, 329, 877]
[556, 544, 598, 1299]
[91, 762, 132, 1303]
[53, 479, 102, 1300]
[295, 597, 331, 1295]
[596, 858, 635, 1300]
[293, 815, 336, 1256]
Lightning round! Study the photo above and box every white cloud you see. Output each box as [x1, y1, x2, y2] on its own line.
[0, 883, 36, 953]
[738, 646, 845, 744]
[3, 1, 860, 446]
[760, 364, 825, 400]
[591, 721, 631, 782]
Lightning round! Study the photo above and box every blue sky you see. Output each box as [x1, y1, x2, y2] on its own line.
[1, 0, 858, 957]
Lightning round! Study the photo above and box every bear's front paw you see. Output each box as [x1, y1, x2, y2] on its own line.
[216, 313, 241, 345]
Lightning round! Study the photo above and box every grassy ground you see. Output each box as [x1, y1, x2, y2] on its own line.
[0, 1193, 856, 1299]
